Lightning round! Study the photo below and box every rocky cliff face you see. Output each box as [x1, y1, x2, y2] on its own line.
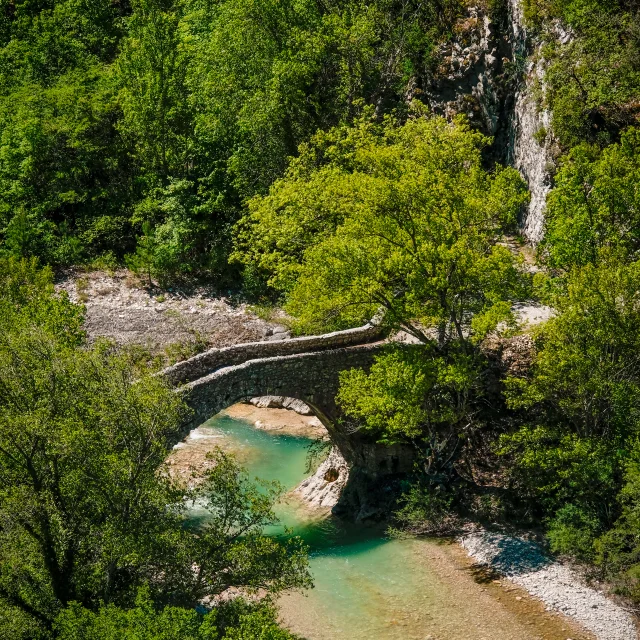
[506, 0, 555, 243]
[424, 6, 509, 148]
[425, 1, 562, 244]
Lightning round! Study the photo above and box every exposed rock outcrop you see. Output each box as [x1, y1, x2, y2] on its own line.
[507, 0, 555, 242]
[294, 448, 349, 509]
[424, 1, 572, 242]
[425, 6, 509, 146]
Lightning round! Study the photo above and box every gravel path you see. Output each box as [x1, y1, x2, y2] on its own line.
[460, 531, 638, 640]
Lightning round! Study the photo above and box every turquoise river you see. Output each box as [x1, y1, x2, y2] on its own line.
[183, 412, 591, 640]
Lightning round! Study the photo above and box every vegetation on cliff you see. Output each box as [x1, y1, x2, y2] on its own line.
[237, 0, 640, 604]
[525, 0, 640, 149]
[0, 0, 464, 283]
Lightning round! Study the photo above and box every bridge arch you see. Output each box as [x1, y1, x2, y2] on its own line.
[162, 326, 414, 519]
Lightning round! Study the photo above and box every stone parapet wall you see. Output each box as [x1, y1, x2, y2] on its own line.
[176, 341, 415, 485]
[161, 322, 384, 385]
[178, 343, 381, 434]
[169, 337, 415, 521]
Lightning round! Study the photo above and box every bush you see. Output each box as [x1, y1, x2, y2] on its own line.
[542, 129, 640, 270]
[389, 484, 461, 536]
[547, 504, 601, 561]
[501, 260, 640, 588]
[54, 590, 300, 640]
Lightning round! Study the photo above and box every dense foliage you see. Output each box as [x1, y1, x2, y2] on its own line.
[235, 112, 529, 338]
[503, 263, 640, 545]
[525, 0, 640, 149]
[0, 259, 309, 639]
[0, 0, 464, 283]
[541, 128, 640, 270]
[55, 592, 299, 639]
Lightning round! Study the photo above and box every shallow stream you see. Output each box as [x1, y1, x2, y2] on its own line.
[187, 413, 591, 640]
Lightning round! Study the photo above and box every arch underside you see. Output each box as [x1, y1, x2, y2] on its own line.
[177, 345, 413, 475]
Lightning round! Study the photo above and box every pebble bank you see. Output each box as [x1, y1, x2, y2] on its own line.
[461, 531, 638, 640]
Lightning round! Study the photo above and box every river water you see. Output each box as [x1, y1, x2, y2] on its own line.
[186, 413, 591, 640]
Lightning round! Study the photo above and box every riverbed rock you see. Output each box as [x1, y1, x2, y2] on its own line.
[294, 447, 349, 509]
[460, 530, 638, 640]
[249, 395, 313, 416]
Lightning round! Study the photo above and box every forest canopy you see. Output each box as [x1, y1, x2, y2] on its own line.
[0, 0, 465, 283]
[0, 258, 310, 639]
[5, 0, 640, 631]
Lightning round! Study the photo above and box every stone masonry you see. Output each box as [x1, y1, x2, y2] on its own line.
[161, 322, 384, 386]
[161, 323, 414, 519]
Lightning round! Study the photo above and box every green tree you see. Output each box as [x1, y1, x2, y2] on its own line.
[117, 0, 192, 182]
[185, 0, 463, 199]
[501, 260, 640, 557]
[0, 0, 466, 276]
[0, 256, 85, 344]
[596, 460, 640, 602]
[337, 343, 482, 494]
[0, 259, 310, 638]
[542, 128, 640, 270]
[126, 221, 160, 286]
[338, 345, 477, 441]
[236, 112, 529, 342]
[0, 1, 135, 266]
[55, 591, 219, 640]
[0, 71, 134, 264]
[183, 450, 311, 602]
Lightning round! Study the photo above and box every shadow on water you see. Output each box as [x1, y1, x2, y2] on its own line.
[184, 412, 586, 640]
[467, 563, 503, 584]
[269, 504, 391, 555]
[185, 413, 392, 557]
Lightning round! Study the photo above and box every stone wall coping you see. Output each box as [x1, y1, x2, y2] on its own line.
[162, 321, 384, 386]
[171, 337, 413, 491]
[179, 341, 385, 393]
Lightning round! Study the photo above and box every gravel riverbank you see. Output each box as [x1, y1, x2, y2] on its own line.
[460, 531, 638, 640]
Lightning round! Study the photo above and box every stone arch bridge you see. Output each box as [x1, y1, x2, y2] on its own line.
[160, 323, 414, 518]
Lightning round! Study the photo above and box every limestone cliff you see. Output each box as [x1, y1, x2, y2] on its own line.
[425, 1, 565, 243]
